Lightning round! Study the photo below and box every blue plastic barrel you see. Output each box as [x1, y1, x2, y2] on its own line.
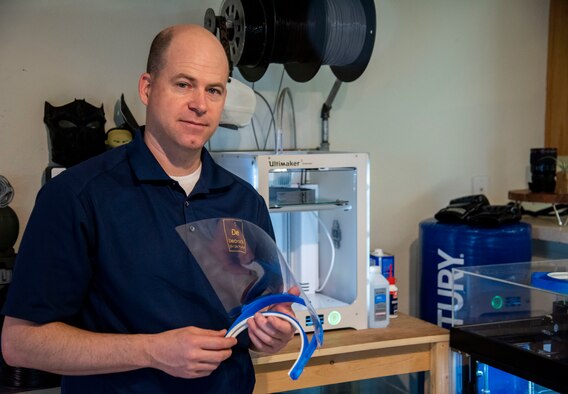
[419, 218, 532, 328]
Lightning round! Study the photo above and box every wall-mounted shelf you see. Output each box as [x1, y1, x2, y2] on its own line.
[508, 189, 568, 204]
[509, 189, 568, 226]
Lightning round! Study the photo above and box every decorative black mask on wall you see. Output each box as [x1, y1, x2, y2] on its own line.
[44, 99, 107, 167]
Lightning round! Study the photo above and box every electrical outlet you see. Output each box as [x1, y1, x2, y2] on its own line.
[472, 176, 488, 194]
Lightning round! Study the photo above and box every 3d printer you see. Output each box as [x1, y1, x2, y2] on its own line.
[212, 151, 369, 332]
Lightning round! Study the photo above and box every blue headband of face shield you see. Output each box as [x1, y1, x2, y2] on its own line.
[176, 218, 324, 380]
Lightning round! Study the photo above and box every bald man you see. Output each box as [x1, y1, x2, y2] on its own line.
[1, 25, 296, 393]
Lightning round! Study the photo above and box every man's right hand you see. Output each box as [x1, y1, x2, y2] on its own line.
[2, 317, 237, 378]
[147, 326, 237, 379]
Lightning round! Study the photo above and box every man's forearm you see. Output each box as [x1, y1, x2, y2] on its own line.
[1, 317, 152, 375]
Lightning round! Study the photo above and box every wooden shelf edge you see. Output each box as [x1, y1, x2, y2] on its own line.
[509, 189, 568, 204]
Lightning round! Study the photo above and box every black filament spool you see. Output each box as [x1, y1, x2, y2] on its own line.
[273, 0, 325, 82]
[219, 0, 375, 82]
[219, 0, 270, 68]
[235, 0, 272, 82]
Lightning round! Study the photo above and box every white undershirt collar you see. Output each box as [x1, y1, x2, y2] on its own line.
[170, 163, 202, 196]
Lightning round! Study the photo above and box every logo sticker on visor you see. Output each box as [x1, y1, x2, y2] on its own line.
[223, 219, 246, 254]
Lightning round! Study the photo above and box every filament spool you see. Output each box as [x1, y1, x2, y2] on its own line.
[213, 0, 376, 83]
[329, 0, 375, 82]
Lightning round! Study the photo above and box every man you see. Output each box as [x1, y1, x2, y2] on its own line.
[1, 24, 296, 393]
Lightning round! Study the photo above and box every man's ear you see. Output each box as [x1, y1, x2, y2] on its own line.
[138, 73, 152, 105]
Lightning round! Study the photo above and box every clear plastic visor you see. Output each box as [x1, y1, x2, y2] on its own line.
[175, 218, 323, 347]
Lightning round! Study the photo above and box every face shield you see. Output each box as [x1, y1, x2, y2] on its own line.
[176, 218, 324, 380]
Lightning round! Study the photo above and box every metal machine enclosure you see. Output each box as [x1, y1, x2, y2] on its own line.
[212, 151, 369, 331]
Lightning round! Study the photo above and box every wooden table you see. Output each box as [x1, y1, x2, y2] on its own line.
[252, 314, 450, 393]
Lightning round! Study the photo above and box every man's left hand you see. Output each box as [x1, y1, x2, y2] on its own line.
[247, 287, 300, 354]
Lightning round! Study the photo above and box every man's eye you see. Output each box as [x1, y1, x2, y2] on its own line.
[208, 88, 222, 95]
[176, 82, 191, 89]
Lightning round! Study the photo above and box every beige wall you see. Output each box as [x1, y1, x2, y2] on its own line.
[0, 0, 549, 315]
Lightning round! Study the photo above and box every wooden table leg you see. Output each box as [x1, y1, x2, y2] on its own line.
[429, 341, 450, 394]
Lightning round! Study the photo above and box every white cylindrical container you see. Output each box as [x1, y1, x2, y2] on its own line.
[368, 265, 390, 328]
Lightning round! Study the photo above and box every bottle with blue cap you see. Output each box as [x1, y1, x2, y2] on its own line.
[368, 256, 390, 328]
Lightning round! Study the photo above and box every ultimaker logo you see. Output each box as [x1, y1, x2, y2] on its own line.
[436, 249, 464, 327]
[268, 160, 301, 167]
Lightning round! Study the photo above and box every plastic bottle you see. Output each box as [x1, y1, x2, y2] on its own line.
[368, 263, 390, 328]
[388, 272, 399, 318]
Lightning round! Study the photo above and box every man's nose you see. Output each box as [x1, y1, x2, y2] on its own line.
[188, 90, 207, 116]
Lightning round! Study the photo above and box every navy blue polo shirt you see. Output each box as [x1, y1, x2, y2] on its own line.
[3, 130, 274, 393]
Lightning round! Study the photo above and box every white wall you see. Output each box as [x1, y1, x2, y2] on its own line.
[0, 0, 549, 315]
